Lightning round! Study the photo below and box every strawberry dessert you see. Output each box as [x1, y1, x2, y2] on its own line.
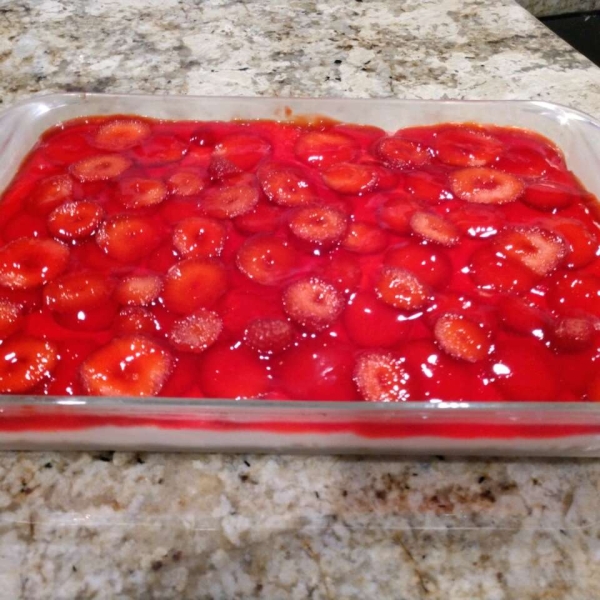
[0, 115, 598, 403]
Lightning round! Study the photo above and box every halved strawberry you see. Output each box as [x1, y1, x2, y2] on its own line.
[374, 136, 430, 170]
[168, 171, 206, 196]
[549, 273, 600, 318]
[497, 296, 551, 340]
[44, 271, 113, 313]
[0, 238, 69, 290]
[173, 217, 226, 258]
[47, 201, 104, 240]
[211, 134, 270, 174]
[27, 174, 73, 215]
[115, 307, 160, 335]
[404, 171, 454, 203]
[375, 267, 430, 311]
[321, 163, 379, 195]
[258, 163, 314, 207]
[450, 167, 523, 204]
[547, 219, 598, 269]
[344, 292, 413, 347]
[96, 215, 162, 262]
[449, 204, 504, 239]
[469, 246, 537, 294]
[244, 318, 294, 354]
[163, 258, 227, 314]
[353, 351, 414, 402]
[130, 135, 188, 165]
[341, 222, 388, 254]
[282, 277, 344, 331]
[378, 196, 422, 234]
[236, 236, 298, 285]
[117, 178, 168, 208]
[0, 300, 22, 338]
[409, 211, 460, 246]
[435, 126, 503, 167]
[434, 313, 491, 362]
[0, 336, 58, 393]
[199, 343, 270, 399]
[384, 243, 452, 290]
[201, 178, 259, 219]
[93, 119, 151, 151]
[288, 205, 348, 248]
[494, 226, 566, 276]
[115, 274, 162, 306]
[80, 336, 172, 396]
[322, 251, 363, 292]
[71, 154, 132, 182]
[169, 309, 223, 353]
[496, 144, 561, 178]
[234, 203, 283, 234]
[332, 123, 386, 145]
[522, 182, 583, 211]
[295, 131, 358, 167]
[551, 317, 595, 353]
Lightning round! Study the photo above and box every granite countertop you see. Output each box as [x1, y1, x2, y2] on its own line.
[1, 1, 600, 599]
[518, 0, 600, 17]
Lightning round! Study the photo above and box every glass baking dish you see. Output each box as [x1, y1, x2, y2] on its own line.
[0, 92, 599, 456]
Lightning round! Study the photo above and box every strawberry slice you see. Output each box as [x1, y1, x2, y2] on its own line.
[450, 167, 523, 204]
[44, 271, 114, 313]
[375, 267, 430, 311]
[169, 309, 223, 353]
[234, 203, 283, 234]
[497, 296, 551, 340]
[130, 135, 188, 165]
[496, 144, 561, 178]
[80, 336, 172, 396]
[115, 274, 162, 306]
[551, 317, 595, 353]
[588, 373, 600, 401]
[201, 178, 259, 219]
[434, 313, 492, 362]
[236, 236, 298, 285]
[494, 226, 566, 276]
[469, 246, 537, 294]
[353, 351, 414, 402]
[295, 131, 359, 167]
[0, 238, 69, 290]
[385, 243, 452, 289]
[115, 307, 160, 335]
[258, 163, 314, 207]
[199, 343, 270, 398]
[409, 211, 460, 246]
[211, 134, 270, 174]
[321, 163, 379, 195]
[522, 182, 583, 211]
[547, 219, 598, 269]
[3, 213, 47, 241]
[96, 215, 162, 262]
[27, 174, 73, 215]
[173, 217, 226, 258]
[71, 154, 132, 182]
[549, 273, 600, 318]
[322, 251, 363, 293]
[344, 292, 413, 347]
[163, 258, 227, 314]
[449, 204, 504, 239]
[404, 171, 454, 203]
[93, 119, 151, 151]
[0, 300, 22, 339]
[244, 318, 295, 354]
[282, 277, 344, 331]
[117, 178, 168, 208]
[47, 201, 104, 240]
[341, 222, 388, 254]
[0, 336, 58, 393]
[168, 171, 206, 196]
[435, 127, 503, 167]
[378, 196, 422, 234]
[374, 137, 430, 169]
[288, 205, 348, 248]
[332, 123, 386, 145]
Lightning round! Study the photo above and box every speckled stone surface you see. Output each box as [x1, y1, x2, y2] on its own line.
[1, 1, 600, 598]
[518, 0, 600, 16]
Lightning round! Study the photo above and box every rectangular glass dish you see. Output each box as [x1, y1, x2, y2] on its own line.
[0, 92, 599, 456]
